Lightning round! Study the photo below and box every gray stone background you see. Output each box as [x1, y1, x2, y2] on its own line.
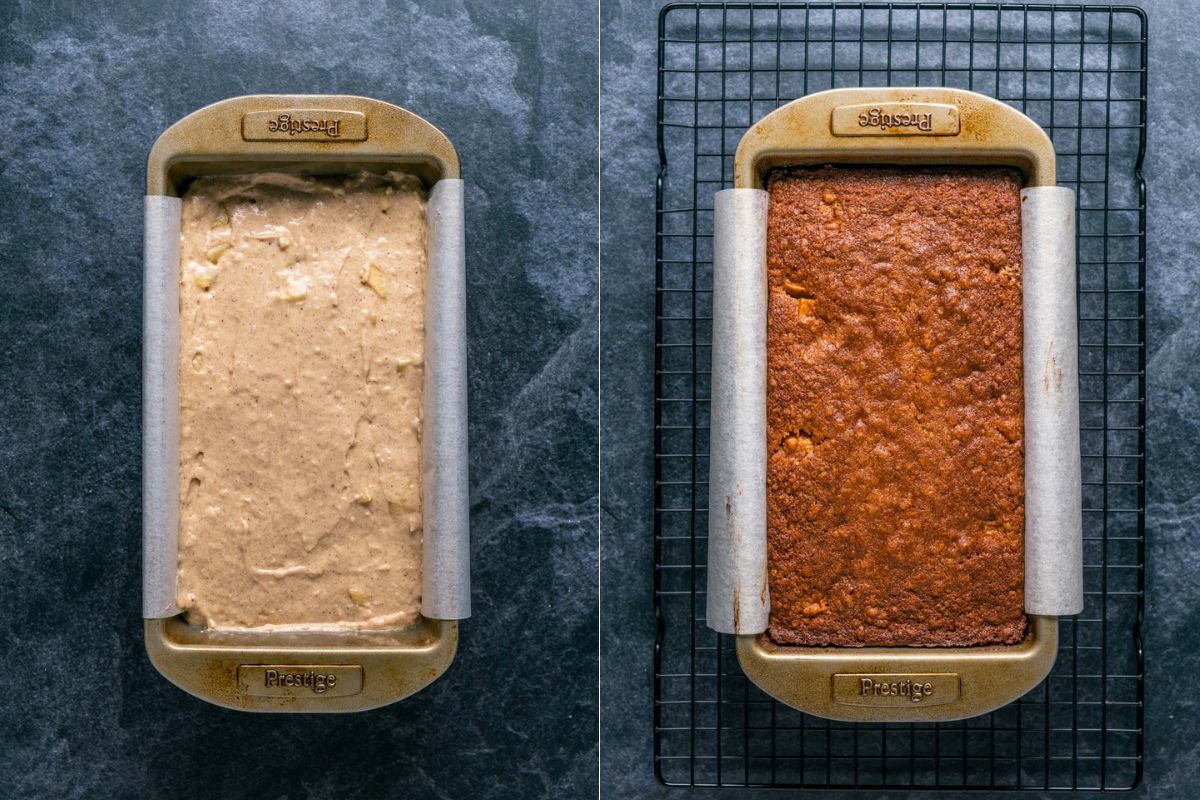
[0, 1, 597, 799]
[601, 0, 1198, 799]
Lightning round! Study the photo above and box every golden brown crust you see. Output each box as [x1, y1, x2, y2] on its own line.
[765, 166, 1026, 647]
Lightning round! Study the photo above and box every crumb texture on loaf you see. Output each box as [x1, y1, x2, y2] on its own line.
[176, 172, 426, 631]
[765, 166, 1026, 647]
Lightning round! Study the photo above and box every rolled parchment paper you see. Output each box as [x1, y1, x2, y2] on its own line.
[421, 179, 472, 620]
[143, 196, 183, 619]
[1021, 186, 1083, 616]
[703, 185, 1084, 633]
[706, 188, 770, 635]
[142, 180, 472, 621]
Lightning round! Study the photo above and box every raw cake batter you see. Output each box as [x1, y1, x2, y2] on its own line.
[176, 171, 425, 630]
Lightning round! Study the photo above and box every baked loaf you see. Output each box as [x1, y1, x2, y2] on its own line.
[765, 166, 1026, 647]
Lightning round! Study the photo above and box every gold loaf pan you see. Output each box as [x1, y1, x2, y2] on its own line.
[735, 87, 1058, 723]
[144, 95, 458, 712]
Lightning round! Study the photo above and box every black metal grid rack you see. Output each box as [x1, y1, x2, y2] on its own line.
[653, 2, 1146, 791]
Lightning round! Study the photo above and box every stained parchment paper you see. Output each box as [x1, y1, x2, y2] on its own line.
[142, 180, 472, 622]
[704, 184, 1083, 634]
[706, 188, 770, 635]
[1021, 186, 1083, 616]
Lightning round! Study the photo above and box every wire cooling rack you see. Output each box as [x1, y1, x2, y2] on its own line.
[653, 2, 1146, 791]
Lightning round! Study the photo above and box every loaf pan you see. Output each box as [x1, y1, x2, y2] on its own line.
[143, 95, 466, 712]
[727, 87, 1071, 722]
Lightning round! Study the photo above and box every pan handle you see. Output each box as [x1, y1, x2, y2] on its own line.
[734, 87, 1055, 189]
[147, 94, 459, 195]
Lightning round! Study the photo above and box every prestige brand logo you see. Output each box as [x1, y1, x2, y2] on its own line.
[238, 664, 363, 698]
[241, 109, 367, 143]
[859, 676, 934, 703]
[263, 668, 338, 694]
[832, 672, 960, 707]
[857, 107, 934, 132]
[267, 113, 343, 138]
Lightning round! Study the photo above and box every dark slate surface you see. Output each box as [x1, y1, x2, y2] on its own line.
[600, 0, 1199, 798]
[0, 2, 597, 799]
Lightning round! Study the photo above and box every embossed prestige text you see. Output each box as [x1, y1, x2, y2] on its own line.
[264, 668, 338, 694]
[858, 676, 934, 703]
[857, 107, 933, 132]
[832, 672, 959, 707]
[267, 113, 343, 138]
[241, 109, 367, 143]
